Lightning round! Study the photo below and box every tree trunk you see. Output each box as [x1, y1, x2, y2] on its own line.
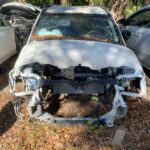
[60, 0, 72, 5]
[111, 0, 129, 20]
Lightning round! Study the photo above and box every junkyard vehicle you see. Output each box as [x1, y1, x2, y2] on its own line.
[0, 2, 41, 44]
[118, 5, 150, 70]
[0, 15, 16, 64]
[9, 5, 146, 127]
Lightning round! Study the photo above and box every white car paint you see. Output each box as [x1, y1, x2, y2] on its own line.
[124, 25, 150, 69]
[0, 17, 16, 64]
[15, 40, 143, 73]
[120, 6, 150, 69]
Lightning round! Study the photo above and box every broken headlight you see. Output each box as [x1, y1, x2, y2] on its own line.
[26, 78, 39, 90]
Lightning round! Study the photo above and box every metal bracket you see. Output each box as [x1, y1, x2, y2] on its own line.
[13, 98, 24, 120]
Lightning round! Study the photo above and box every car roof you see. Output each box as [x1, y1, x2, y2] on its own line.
[46, 5, 108, 15]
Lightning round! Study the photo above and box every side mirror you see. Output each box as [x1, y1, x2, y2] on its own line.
[122, 30, 131, 41]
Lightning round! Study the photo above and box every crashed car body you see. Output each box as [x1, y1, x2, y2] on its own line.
[9, 5, 146, 127]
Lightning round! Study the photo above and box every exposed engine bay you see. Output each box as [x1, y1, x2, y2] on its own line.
[9, 63, 146, 127]
[0, 2, 41, 45]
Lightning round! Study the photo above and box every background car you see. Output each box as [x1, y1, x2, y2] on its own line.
[0, 15, 16, 64]
[118, 5, 150, 70]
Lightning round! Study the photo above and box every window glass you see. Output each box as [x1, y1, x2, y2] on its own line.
[128, 10, 150, 27]
[0, 18, 4, 26]
[31, 14, 123, 45]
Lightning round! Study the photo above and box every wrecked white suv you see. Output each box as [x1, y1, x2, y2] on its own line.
[9, 5, 146, 127]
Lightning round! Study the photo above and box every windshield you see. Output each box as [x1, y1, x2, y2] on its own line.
[31, 13, 123, 44]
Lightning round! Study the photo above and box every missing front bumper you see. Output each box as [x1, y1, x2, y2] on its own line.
[9, 67, 146, 127]
[27, 85, 127, 127]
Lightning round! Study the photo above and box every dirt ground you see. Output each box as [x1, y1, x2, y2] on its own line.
[0, 55, 150, 150]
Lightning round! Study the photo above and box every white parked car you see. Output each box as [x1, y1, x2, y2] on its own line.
[118, 5, 150, 69]
[0, 15, 16, 64]
[9, 6, 146, 127]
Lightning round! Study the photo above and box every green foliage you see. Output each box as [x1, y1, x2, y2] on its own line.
[87, 120, 105, 131]
[66, 146, 75, 150]
[124, 1, 141, 17]
[89, 0, 110, 7]
[25, 0, 111, 7]
[91, 96, 99, 102]
[26, 0, 55, 7]
[87, 120, 99, 130]
[92, 0, 104, 5]
[72, 0, 89, 6]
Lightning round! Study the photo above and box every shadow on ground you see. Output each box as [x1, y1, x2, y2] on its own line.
[0, 54, 17, 90]
[0, 101, 17, 136]
[0, 55, 17, 136]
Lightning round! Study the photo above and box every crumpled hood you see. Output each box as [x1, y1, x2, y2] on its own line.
[14, 40, 143, 72]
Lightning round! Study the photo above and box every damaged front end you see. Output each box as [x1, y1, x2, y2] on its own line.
[9, 63, 146, 127]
